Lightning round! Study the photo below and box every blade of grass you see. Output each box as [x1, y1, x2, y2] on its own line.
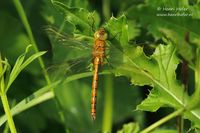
[4, 45, 31, 91]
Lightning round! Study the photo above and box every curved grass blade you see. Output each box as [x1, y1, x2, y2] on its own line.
[5, 45, 46, 92]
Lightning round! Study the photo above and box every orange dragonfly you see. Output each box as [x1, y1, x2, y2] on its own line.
[91, 28, 107, 120]
[46, 26, 116, 121]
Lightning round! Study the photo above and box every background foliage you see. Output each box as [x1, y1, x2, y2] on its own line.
[0, 0, 200, 133]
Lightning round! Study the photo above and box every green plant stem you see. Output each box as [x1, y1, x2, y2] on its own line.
[12, 0, 51, 85]
[140, 108, 185, 133]
[103, 0, 110, 20]
[102, 75, 113, 133]
[3, 100, 16, 133]
[1, 94, 17, 133]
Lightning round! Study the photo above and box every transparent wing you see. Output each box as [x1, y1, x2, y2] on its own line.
[45, 26, 93, 51]
[45, 26, 94, 80]
[46, 56, 93, 81]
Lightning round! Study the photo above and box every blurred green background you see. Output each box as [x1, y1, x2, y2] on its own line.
[0, 0, 200, 133]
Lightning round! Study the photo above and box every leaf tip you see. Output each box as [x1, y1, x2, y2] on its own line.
[25, 45, 33, 53]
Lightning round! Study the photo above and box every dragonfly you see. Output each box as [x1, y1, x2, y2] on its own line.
[91, 28, 107, 120]
[46, 26, 117, 121]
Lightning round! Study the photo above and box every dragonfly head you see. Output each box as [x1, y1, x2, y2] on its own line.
[94, 28, 108, 41]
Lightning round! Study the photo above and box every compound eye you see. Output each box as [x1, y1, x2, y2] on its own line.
[94, 31, 99, 39]
[97, 34, 100, 38]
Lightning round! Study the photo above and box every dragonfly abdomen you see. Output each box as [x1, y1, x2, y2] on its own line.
[91, 57, 100, 120]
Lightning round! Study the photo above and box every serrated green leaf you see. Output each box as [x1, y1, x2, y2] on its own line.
[105, 15, 140, 46]
[52, 1, 100, 35]
[137, 89, 164, 111]
[111, 44, 157, 86]
[121, 43, 187, 108]
[105, 15, 129, 46]
[124, 43, 187, 110]
[117, 122, 139, 133]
